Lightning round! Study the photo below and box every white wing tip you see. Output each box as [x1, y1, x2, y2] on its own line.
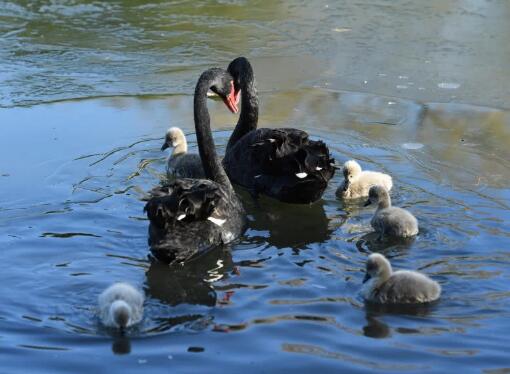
[316, 166, 322, 171]
[208, 216, 226, 226]
[177, 214, 186, 221]
[296, 172, 308, 179]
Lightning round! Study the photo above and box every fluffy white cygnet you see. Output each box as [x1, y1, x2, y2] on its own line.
[336, 160, 393, 199]
[364, 185, 418, 238]
[361, 253, 441, 304]
[98, 283, 144, 329]
[162, 127, 205, 179]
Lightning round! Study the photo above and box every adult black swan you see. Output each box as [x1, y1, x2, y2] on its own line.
[222, 57, 336, 204]
[144, 68, 246, 264]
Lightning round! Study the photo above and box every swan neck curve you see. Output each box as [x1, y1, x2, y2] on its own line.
[378, 260, 392, 281]
[173, 137, 188, 155]
[227, 62, 259, 150]
[377, 193, 391, 210]
[194, 72, 232, 188]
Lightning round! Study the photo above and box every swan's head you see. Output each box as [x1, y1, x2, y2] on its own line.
[162, 127, 186, 151]
[207, 68, 239, 114]
[341, 160, 362, 191]
[227, 57, 251, 102]
[363, 185, 390, 207]
[363, 253, 392, 283]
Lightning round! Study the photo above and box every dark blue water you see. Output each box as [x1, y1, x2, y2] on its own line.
[1, 1, 510, 372]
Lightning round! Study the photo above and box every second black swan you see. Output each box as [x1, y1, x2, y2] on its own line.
[222, 57, 336, 204]
[144, 68, 246, 264]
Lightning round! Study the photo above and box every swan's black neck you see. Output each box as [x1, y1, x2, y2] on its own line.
[194, 70, 231, 189]
[227, 58, 259, 151]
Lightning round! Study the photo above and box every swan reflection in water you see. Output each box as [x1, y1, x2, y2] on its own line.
[362, 302, 439, 339]
[241, 190, 334, 250]
[144, 246, 235, 333]
[103, 321, 140, 355]
[355, 232, 416, 256]
[111, 335, 131, 355]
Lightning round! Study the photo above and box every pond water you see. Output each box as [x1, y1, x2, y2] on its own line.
[1, 0, 510, 372]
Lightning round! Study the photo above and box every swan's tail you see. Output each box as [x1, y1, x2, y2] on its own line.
[300, 140, 336, 183]
[110, 300, 131, 329]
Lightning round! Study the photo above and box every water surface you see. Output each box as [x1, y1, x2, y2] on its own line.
[1, 1, 510, 373]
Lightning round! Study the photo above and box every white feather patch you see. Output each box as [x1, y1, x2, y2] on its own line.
[254, 174, 261, 178]
[268, 138, 276, 143]
[177, 214, 186, 221]
[223, 231, 234, 242]
[296, 172, 308, 179]
[316, 167, 322, 171]
[208, 216, 226, 226]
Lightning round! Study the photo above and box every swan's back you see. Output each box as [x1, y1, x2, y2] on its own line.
[98, 283, 144, 328]
[145, 178, 245, 264]
[368, 270, 441, 304]
[223, 128, 335, 203]
[372, 206, 418, 237]
[168, 153, 205, 179]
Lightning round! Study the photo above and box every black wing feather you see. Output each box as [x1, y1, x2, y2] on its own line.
[223, 128, 335, 203]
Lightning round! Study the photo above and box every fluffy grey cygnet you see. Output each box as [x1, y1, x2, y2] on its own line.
[336, 160, 393, 199]
[98, 283, 144, 329]
[364, 185, 418, 238]
[162, 127, 205, 179]
[362, 253, 441, 304]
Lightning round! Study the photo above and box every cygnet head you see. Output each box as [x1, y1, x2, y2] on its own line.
[341, 160, 362, 191]
[161, 127, 187, 154]
[110, 300, 131, 329]
[98, 282, 144, 331]
[364, 185, 391, 208]
[363, 253, 392, 283]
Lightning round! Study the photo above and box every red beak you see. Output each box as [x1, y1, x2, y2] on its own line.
[222, 81, 239, 114]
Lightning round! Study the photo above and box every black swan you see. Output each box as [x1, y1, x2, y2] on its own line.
[144, 68, 246, 264]
[222, 57, 336, 204]
[161, 126, 205, 179]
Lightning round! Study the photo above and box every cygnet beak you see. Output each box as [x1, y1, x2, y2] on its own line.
[161, 142, 169, 151]
[363, 273, 371, 283]
[342, 180, 350, 192]
[363, 199, 372, 207]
